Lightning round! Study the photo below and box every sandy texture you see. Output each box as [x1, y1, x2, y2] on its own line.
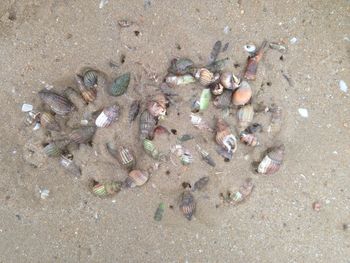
[0, 0, 349, 262]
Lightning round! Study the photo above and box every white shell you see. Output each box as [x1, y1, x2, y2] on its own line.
[22, 103, 33, 112]
[190, 114, 202, 125]
[290, 37, 298, 44]
[95, 112, 110, 127]
[298, 108, 308, 118]
[257, 156, 272, 173]
[244, 44, 256, 53]
[339, 80, 348, 93]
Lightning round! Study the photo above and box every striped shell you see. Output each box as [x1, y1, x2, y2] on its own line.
[43, 142, 62, 157]
[75, 74, 97, 103]
[239, 131, 259, 146]
[124, 170, 149, 188]
[237, 104, 254, 129]
[95, 104, 119, 128]
[143, 139, 159, 160]
[40, 112, 60, 131]
[195, 68, 215, 86]
[109, 72, 131, 96]
[210, 82, 224, 96]
[59, 156, 81, 177]
[165, 74, 196, 86]
[215, 119, 237, 152]
[38, 90, 74, 115]
[232, 81, 252, 106]
[83, 70, 98, 88]
[213, 90, 232, 109]
[180, 190, 196, 221]
[139, 110, 157, 140]
[128, 100, 141, 123]
[180, 152, 193, 165]
[92, 181, 122, 197]
[68, 126, 96, 144]
[257, 145, 285, 174]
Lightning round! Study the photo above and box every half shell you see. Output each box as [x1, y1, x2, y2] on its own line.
[232, 81, 252, 106]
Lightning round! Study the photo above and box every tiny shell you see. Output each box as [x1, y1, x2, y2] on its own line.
[215, 119, 237, 152]
[244, 44, 256, 53]
[196, 145, 215, 167]
[147, 101, 166, 117]
[24, 111, 40, 126]
[139, 110, 157, 140]
[83, 69, 98, 88]
[95, 104, 120, 127]
[21, 103, 33, 112]
[38, 90, 74, 115]
[68, 126, 96, 144]
[180, 190, 196, 221]
[232, 81, 252, 106]
[257, 145, 285, 174]
[192, 177, 209, 192]
[195, 68, 215, 86]
[92, 181, 122, 197]
[190, 114, 212, 131]
[210, 82, 224, 96]
[43, 142, 62, 157]
[143, 139, 160, 160]
[180, 151, 193, 165]
[59, 155, 81, 177]
[125, 170, 149, 188]
[213, 89, 232, 109]
[109, 73, 131, 96]
[237, 104, 254, 129]
[118, 19, 132, 27]
[239, 131, 259, 146]
[40, 112, 61, 131]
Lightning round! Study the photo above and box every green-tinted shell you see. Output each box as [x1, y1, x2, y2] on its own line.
[199, 88, 211, 111]
[154, 203, 165, 221]
[83, 70, 98, 88]
[92, 181, 122, 197]
[109, 73, 131, 96]
[40, 112, 61, 132]
[143, 139, 159, 160]
[43, 143, 62, 157]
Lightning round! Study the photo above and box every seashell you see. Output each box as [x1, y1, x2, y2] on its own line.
[124, 170, 149, 188]
[109, 72, 131, 96]
[195, 145, 215, 167]
[213, 89, 232, 109]
[40, 112, 61, 131]
[268, 104, 282, 134]
[244, 40, 267, 80]
[107, 143, 136, 170]
[153, 93, 168, 109]
[192, 176, 209, 192]
[179, 190, 196, 221]
[43, 142, 62, 157]
[269, 42, 287, 53]
[59, 155, 81, 177]
[118, 19, 133, 27]
[95, 104, 120, 128]
[139, 110, 157, 140]
[92, 180, 122, 197]
[82, 69, 98, 88]
[232, 81, 252, 106]
[68, 126, 96, 144]
[38, 90, 74, 115]
[147, 101, 166, 117]
[128, 100, 141, 123]
[244, 44, 256, 53]
[239, 131, 259, 146]
[180, 151, 193, 166]
[154, 203, 165, 221]
[190, 114, 212, 132]
[223, 178, 254, 204]
[143, 139, 159, 160]
[165, 74, 196, 86]
[168, 58, 194, 75]
[215, 119, 237, 153]
[154, 125, 170, 136]
[210, 82, 224, 96]
[237, 104, 254, 129]
[199, 88, 211, 111]
[216, 147, 233, 160]
[257, 144, 285, 174]
[24, 111, 40, 126]
[246, 123, 262, 134]
[191, 99, 200, 113]
[220, 72, 233, 89]
[195, 68, 216, 86]
[75, 74, 97, 103]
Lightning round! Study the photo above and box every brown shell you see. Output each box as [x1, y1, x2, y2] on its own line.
[180, 190, 196, 220]
[244, 41, 267, 80]
[240, 131, 259, 146]
[124, 170, 149, 187]
[257, 145, 285, 174]
[195, 68, 215, 86]
[40, 112, 61, 131]
[75, 74, 97, 103]
[153, 93, 168, 109]
[210, 82, 224, 96]
[237, 104, 254, 129]
[139, 110, 157, 140]
[232, 81, 252, 106]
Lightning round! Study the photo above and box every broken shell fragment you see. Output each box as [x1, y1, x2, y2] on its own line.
[180, 190, 196, 221]
[213, 89, 232, 109]
[43, 142, 62, 157]
[168, 58, 194, 75]
[199, 88, 211, 111]
[139, 110, 157, 140]
[109, 72, 131, 96]
[38, 89, 75, 115]
[143, 139, 160, 160]
[257, 144, 285, 174]
[124, 170, 149, 188]
[232, 81, 252, 106]
[221, 178, 254, 205]
[95, 104, 120, 128]
[59, 155, 81, 177]
[196, 145, 215, 167]
[192, 176, 209, 192]
[239, 131, 259, 146]
[195, 68, 216, 86]
[244, 40, 267, 80]
[24, 111, 41, 126]
[147, 101, 166, 117]
[165, 74, 196, 86]
[92, 180, 122, 197]
[40, 112, 61, 132]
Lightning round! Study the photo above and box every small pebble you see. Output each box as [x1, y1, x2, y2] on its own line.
[339, 80, 348, 93]
[223, 26, 230, 34]
[21, 103, 33, 112]
[312, 201, 321, 211]
[290, 37, 298, 44]
[33, 122, 41, 131]
[298, 108, 308, 118]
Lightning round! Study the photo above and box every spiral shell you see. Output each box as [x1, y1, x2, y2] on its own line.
[215, 119, 237, 153]
[109, 72, 131, 96]
[139, 110, 157, 140]
[95, 104, 120, 128]
[68, 126, 96, 144]
[40, 112, 61, 131]
[213, 90, 232, 109]
[237, 104, 254, 129]
[75, 74, 97, 103]
[239, 131, 259, 146]
[107, 143, 136, 170]
[210, 82, 224, 96]
[92, 180, 122, 197]
[179, 190, 196, 221]
[257, 145, 285, 174]
[43, 142, 62, 157]
[38, 90, 74, 115]
[128, 100, 141, 123]
[124, 170, 149, 188]
[59, 155, 81, 177]
[195, 68, 216, 86]
[143, 139, 159, 160]
[83, 69, 98, 88]
[232, 81, 252, 106]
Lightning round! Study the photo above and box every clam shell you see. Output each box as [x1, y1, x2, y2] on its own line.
[40, 112, 61, 131]
[95, 104, 120, 128]
[38, 90, 74, 115]
[213, 90, 232, 109]
[232, 81, 252, 106]
[143, 139, 159, 160]
[68, 126, 96, 144]
[220, 72, 233, 89]
[237, 104, 254, 129]
[125, 170, 149, 187]
[195, 68, 215, 86]
[180, 190, 196, 221]
[59, 156, 81, 177]
[257, 145, 285, 174]
[109, 72, 131, 96]
[192, 176, 209, 192]
[139, 110, 157, 140]
[43, 143, 62, 157]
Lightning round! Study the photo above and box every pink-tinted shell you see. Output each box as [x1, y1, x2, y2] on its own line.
[95, 104, 119, 127]
[258, 145, 285, 174]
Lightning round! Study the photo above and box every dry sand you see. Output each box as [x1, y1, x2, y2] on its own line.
[0, 0, 349, 262]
